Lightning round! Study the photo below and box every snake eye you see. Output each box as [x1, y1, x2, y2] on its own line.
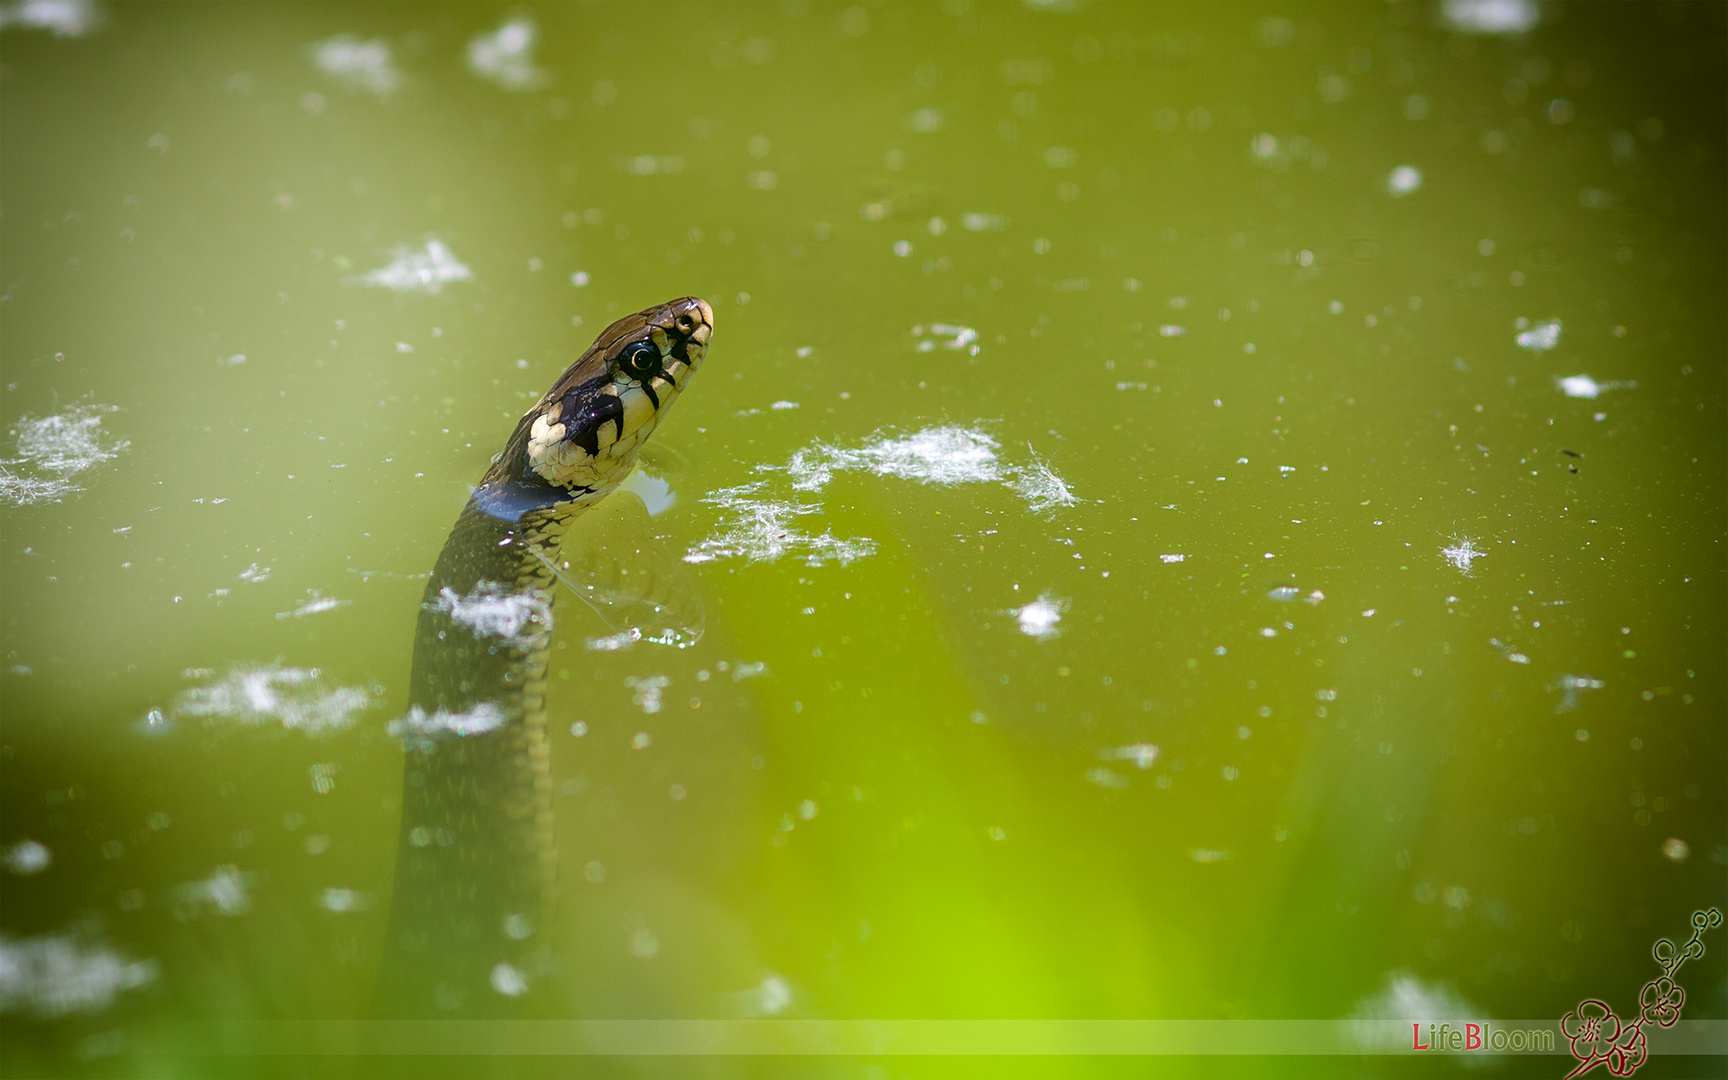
[618, 340, 662, 381]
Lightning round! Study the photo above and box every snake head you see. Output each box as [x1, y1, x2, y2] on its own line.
[473, 296, 712, 520]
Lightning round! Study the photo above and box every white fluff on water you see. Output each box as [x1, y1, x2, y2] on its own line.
[430, 582, 552, 646]
[0, 0, 105, 37]
[387, 702, 507, 740]
[0, 931, 156, 1018]
[1014, 593, 1067, 640]
[687, 425, 1078, 567]
[310, 34, 401, 95]
[174, 663, 372, 736]
[683, 482, 876, 567]
[1441, 536, 1487, 575]
[1386, 166, 1422, 197]
[1557, 374, 1634, 399]
[1441, 0, 1538, 35]
[1, 403, 128, 506]
[467, 16, 544, 90]
[1340, 971, 1488, 1052]
[357, 240, 473, 294]
[1516, 319, 1562, 351]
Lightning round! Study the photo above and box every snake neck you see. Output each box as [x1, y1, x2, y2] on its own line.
[376, 498, 578, 1017]
[372, 295, 713, 1019]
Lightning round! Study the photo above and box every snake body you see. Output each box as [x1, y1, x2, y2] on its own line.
[376, 297, 712, 1015]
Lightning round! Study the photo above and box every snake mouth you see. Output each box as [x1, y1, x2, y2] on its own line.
[480, 296, 713, 504]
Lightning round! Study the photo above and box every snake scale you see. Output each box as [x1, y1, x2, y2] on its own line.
[375, 297, 712, 1016]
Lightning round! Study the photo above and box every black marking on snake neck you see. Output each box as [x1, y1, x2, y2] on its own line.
[564, 391, 623, 457]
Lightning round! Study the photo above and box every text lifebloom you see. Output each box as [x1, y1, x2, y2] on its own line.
[1413, 1022, 1554, 1052]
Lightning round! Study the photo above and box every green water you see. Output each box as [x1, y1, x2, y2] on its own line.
[2, 2, 1723, 1076]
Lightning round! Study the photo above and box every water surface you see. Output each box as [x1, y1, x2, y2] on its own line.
[2, 1, 1724, 1075]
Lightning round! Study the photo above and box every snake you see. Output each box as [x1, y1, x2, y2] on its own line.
[374, 296, 712, 1016]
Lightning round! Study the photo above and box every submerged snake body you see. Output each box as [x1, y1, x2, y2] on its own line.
[377, 297, 712, 1015]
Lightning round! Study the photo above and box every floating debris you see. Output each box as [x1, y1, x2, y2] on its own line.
[1009, 452, 1079, 512]
[683, 482, 876, 567]
[1551, 674, 1604, 713]
[319, 888, 371, 913]
[490, 962, 529, 996]
[907, 107, 943, 132]
[1099, 744, 1159, 769]
[357, 240, 473, 294]
[1, 402, 128, 507]
[1085, 767, 1128, 790]
[1340, 971, 1488, 1053]
[688, 425, 1076, 565]
[1386, 165, 1423, 197]
[466, 15, 543, 90]
[1515, 319, 1562, 352]
[387, 703, 506, 745]
[0, 931, 156, 1018]
[174, 663, 372, 736]
[9, 404, 127, 470]
[960, 213, 1008, 232]
[627, 155, 685, 176]
[790, 425, 1075, 505]
[174, 865, 252, 917]
[586, 629, 642, 651]
[728, 974, 794, 1017]
[310, 34, 401, 96]
[1014, 593, 1067, 640]
[1248, 132, 1329, 172]
[626, 675, 669, 714]
[276, 591, 349, 620]
[910, 324, 980, 354]
[1489, 637, 1531, 665]
[1558, 374, 1634, 399]
[429, 581, 552, 647]
[1441, 0, 1538, 35]
[789, 426, 1003, 490]
[1441, 536, 1486, 575]
[3, 840, 51, 876]
[0, 0, 104, 37]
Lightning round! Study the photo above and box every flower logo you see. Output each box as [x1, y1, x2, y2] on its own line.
[1564, 908, 1717, 1079]
[1604, 1025, 1647, 1077]
[1562, 1000, 1621, 1061]
[1638, 977, 1684, 1027]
